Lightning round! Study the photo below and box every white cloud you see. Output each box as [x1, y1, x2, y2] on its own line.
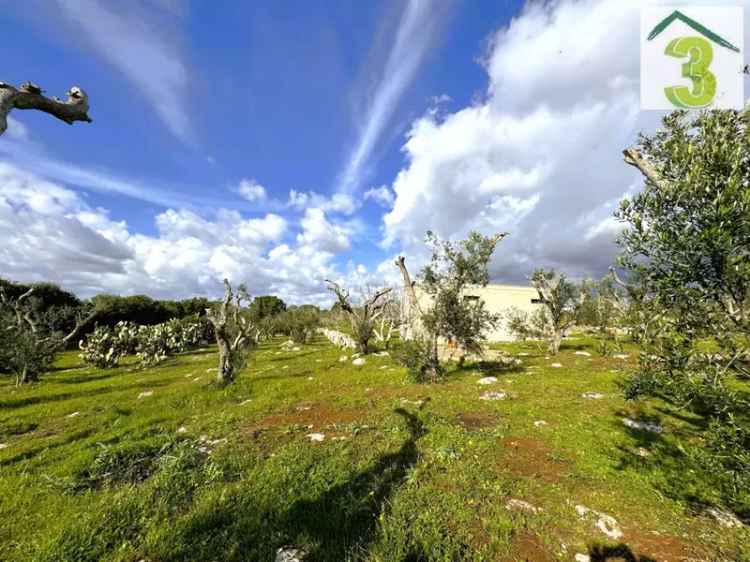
[381, 0, 679, 282]
[287, 189, 359, 215]
[236, 179, 267, 202]
[55, 0, 192, 142]
[5, 116, 29, 140]
[364, 185, 395, 207]
[0, 136, 226, 210]
[296, 208, 351, 253]
[337, 0, 449, 193]
[0, 163, 359, 304]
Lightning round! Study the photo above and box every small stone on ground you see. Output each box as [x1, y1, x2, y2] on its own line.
[138, 391, 153, 399]
[307, 433, 325, 442]
[706, 507, 744, 528]
[480, 391, 507, 401]
[534, 420, 548, 427]
[550, 363, 562, 368]
[575, 505, 623, 540]
[505, 498, 540, 513]
[276, 546, 307, 562]
[574, 351, 591, 357]
[352, 358, 366, 366]
[581, 392, 604, 400]
[477, 376, 497, 385]
[622, 418, 662, 433]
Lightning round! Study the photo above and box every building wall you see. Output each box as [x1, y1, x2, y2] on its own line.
[414, 284, 541, 342]
[463, 284, 541, 341]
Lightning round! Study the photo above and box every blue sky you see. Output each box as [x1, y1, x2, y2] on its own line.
[0, 0, 518, 221]
[1, 0, 747, 303]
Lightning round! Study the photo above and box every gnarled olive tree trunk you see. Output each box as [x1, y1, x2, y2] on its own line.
[325, 280, 392, 354]
[206, 279, 254, 384]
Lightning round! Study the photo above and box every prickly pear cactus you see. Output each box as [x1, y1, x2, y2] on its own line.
[79, 326, 122, 368]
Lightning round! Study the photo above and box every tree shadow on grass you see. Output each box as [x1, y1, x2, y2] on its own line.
[0, 379, 174, 410]
[267, 351, 321, 363]
[450, 360, 526, 379]
[588, 543, 656, 562]
[54, 371, 123, 385]
[0, 428, 96, 467]
[278, 407, 425, 560]
[162, 407, 426, 562]
[613, 406, 747, 521]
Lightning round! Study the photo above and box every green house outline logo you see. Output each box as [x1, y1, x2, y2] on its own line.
[645, 9, 741, 108]
[647, 10, 740, 52]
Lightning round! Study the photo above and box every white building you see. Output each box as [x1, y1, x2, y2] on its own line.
[413, 283, 542, 342]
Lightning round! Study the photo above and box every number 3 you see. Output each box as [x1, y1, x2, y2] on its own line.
[664, 36, 717, 108]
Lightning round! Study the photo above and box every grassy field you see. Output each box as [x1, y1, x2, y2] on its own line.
[1, 336, 747, 561]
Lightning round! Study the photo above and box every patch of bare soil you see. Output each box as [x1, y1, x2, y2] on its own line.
[244, 402, 367, 438]
[455, 411, 501, 430]
[496, 437, 568, 483]
[507, 531, 556, 562]
[616, 529, 707, 562]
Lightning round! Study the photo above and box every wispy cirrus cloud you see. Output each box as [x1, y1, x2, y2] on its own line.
[55, 0, 192, 143]
[337, 0, 450, 194]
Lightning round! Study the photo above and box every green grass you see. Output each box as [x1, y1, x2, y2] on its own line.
[0, 336, 747, 561]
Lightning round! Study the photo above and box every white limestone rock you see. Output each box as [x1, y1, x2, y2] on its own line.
[707, 507, 744, 528]
[505, 498, 540, 513]
[622, 418, 662, 434]
[575, 505, 623, 540]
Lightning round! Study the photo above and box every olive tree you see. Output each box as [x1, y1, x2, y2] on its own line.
[617, 109, 750, 515]
[206, 280, 257, 385]
[0, 286, 98, 384]
[325, 281, 393, 354]
[395, 231, 505, 382]
[529, 269, 584, 355]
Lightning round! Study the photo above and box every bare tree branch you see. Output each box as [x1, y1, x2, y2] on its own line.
[60, 308, 100, 346]
[0, 81, 92, 136]
[623, 147, 664, 189]
[490, 232, 510, 248]
[325, 279, 354, 314]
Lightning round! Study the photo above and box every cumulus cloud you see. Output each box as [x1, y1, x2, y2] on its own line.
[0, 163, 357, 304]
[0, 163, 133, 292]
[296, 208, 351, 253]
[364, 185, 395, 207]
[236, 179, 267, 202]
[381, 0, 677, 282]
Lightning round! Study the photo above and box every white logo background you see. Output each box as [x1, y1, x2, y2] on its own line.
[641, 7, 744, 110]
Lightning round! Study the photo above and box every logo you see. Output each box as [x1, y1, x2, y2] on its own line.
[641, 7, 744, 110]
